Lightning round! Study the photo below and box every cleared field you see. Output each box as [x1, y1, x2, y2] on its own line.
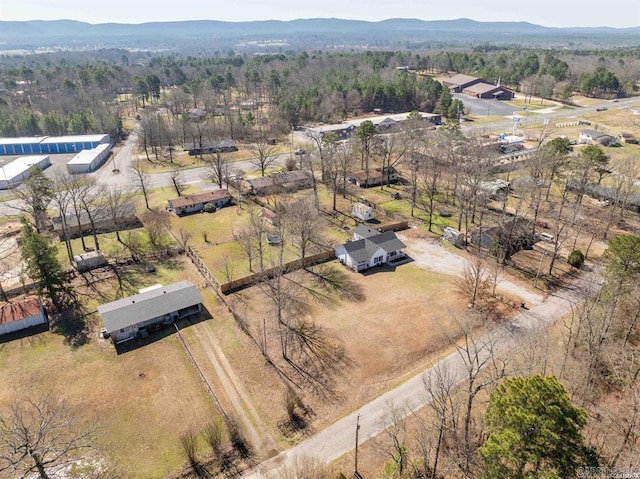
[0, 259, 218, 479]
[228, 259, 470, 431]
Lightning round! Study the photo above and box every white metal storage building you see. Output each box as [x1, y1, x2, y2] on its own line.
[0, 155, 51, 189]
[0, 297, 48, 336]
[0, 134, 110, 156]
[66, 143, 112, 173]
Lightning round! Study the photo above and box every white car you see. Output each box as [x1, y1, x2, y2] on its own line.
[538, 232, 555, 242]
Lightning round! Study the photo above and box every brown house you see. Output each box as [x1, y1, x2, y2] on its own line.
[442, 74, 483, 92]
[350, 167, 398, 188]
[242, 170, 313, 196]
[462, 82, 514, 100]
[168, 190, 233, 215]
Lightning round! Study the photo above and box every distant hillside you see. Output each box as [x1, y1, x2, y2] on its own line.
[0, 18, 638, 52]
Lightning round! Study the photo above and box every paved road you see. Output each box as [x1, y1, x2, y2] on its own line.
[244, 287, 580, 478]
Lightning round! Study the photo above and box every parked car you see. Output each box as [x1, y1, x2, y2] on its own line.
[267, 232, 282, 245]
[538, 232, 555, 242]
[294, 148, 305, 155]
[596, 106, 608, 112]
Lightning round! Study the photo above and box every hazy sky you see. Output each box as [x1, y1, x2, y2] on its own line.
[1, 0, 639, 28]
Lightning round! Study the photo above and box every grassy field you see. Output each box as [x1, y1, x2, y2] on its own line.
[228, 259, 469, 431]
[0, 259, 218, 479]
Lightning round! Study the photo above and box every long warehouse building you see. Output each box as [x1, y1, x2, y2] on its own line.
[0, 155, 51, 189]
[66, 143, 112, 173]
[0, 134, 110, 156]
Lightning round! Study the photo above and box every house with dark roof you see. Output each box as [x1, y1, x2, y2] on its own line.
[578, 129, 617, 146]
[168, 190, 233, 215]
[335, 227, 406, 272]
[97, 281, 203, 344]
[0, 297, 47, 336]
[242, 170, 313, 195]
[350, 166, 398, 188]
[184, 139, 238, 156]
[462, 82, 514, 100]
[52, 202, 138, 239]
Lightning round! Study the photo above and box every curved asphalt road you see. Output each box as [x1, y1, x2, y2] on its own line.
[243, 284, 583, 478]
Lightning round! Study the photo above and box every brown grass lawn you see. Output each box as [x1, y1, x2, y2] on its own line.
[228, 261, 468, 431]
[0, 258, 219, 479]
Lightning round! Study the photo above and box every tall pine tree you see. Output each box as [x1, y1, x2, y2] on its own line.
[19, 217, 66, 308]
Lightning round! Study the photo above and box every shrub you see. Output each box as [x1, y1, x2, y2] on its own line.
[285, 156, 298, 171]
[568, 249, 585, 269]
[203, 202, 216, 213]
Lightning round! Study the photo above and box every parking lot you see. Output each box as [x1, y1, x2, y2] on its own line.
[454, 93, 517, 117]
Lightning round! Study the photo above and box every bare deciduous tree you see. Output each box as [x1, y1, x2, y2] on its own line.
[130, 162, 151, 210]
[206, 151, 230, 189]
[0, 393, 97, 479]
[248, 135, 278, 177]
[170, 170, 185, 197]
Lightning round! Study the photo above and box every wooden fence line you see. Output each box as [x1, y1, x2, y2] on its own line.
[220, 249, 336, 295]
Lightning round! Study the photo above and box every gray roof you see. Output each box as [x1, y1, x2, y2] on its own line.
[343, 238, 377, 264]
[342, 231, 406, 263]
[368, 231, 407, 253]
[354, 224, 378, 238]
[52, 202, 136, 231]
[97, 281, 203, 332]
[581, 129, 611, 139]
[246, 170, 311, 190]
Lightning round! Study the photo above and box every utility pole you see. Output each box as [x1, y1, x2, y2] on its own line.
[534, 250, 546, 289]
[354, 414, 361, 477]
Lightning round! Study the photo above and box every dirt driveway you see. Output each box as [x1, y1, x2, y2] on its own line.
[397, 229, 544, 307]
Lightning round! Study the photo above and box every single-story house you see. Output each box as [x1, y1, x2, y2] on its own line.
[184, 140, 238, 156]
[352, 202, 375, 221]
[479, 179, 512, 201]
[187, 108, 207, 122]
[462, 82, 514, 100]
[0, 297, 47, 336]
[442, 74, 483, 93]
[470, 217, 533, 258]
[578, 129, 617, 146]
[307, 123, 356, 139]
[242, 170, 313, 196]
[97, 281, 203, 344]
[168, 190, 233, 215]
[350, 167, 398, 188]
[52, 202, 138, 239]
[619, 132, 639, 144]
[569, 182, 640, 214]
[335, 228, 406, 272]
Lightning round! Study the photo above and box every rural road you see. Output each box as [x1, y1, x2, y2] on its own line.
[243, 286, 580, 478]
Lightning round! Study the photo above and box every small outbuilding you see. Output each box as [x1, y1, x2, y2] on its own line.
[74, 251, 108, 273]
[352, 202, 375, 221]
[97, 280, 203, 344]
[0, 297, 47, 336]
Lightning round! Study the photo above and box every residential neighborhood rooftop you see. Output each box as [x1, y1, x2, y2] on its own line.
[97, 281, 203, 333]
[168, 190, 232, 209]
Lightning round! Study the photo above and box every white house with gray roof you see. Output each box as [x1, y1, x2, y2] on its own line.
[335, 226, 406, 272]
[97, 281, 203, 344]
